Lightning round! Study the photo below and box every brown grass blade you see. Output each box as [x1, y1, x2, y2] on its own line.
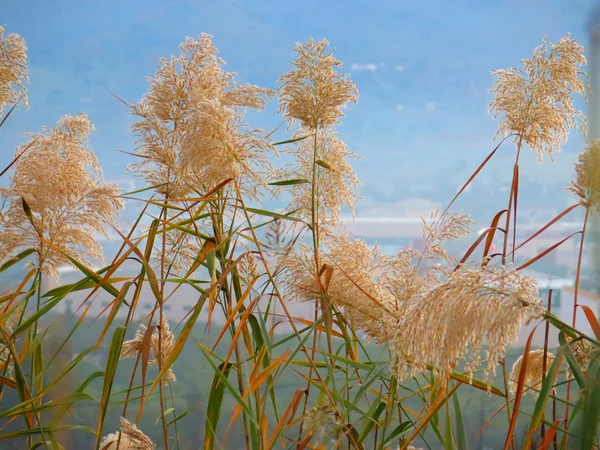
[578, 304, 600, 339]
[483, 210, 508, 264]
[401, 382, 460, 449]
[456, 223, 504, 270]
[210, 275, 260, 353]
[504, 324, 539, 450]
[537, 420, 561, 450]
[135, 324, 156, 424]
[442, 136, 510, 216]
[508, 204, 579, 258]
[511, 163, 519, 261]
[516, 233, 581, 271]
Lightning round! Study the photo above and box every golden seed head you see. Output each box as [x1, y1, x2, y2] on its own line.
[99, 417, 154, 449]
[277, 38, 358, 130]
[120, 316, 176, 384]
[0, 25, 28, 115]
[567, 140, 600, 211]
[304, 403, 339, 445]
[490, 34, 588, 161]
[0, 114, 124, 278]
[276, 127, 361, 229]
[395, 265, 543, 380]
[509, 349, 555, 394]
[129, 33, 275, 199]
[565, 337, 595, 378]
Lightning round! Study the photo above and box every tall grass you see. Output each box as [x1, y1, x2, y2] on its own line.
[1, 26, 600, 450]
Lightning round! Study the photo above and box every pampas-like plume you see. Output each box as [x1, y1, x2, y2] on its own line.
[279, 233, 400, 343]
[303, 403, 340, 446]
[0, 26, 28, 115]
[120, 316, 176, 383]
[395, 265, 543, 380]
[490, 34, 588, 161]
[277, 38, 357, 130]
[567, 140, 600, 211]
[276, 127, 360, 229]
[325, 234, 401, 343]
[99, 416, 154, 449]
[509, 349, 555, 394]
[129, 33, 275, 199]
[565, 337, 594, 378]
[0, 114, 123, 278]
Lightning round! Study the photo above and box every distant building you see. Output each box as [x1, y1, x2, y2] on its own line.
[515, 269, 600, 348]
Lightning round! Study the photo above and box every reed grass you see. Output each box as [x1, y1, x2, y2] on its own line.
[0, 26, 599, 450]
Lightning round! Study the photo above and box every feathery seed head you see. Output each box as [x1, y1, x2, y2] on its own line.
[0, 26, 28, 115]
[0, 114, 123, 278]
[325, 234, 401, 343]
[277, 39, 358, 130]
[490, 34, 588, 161]
[120, 316, 176, 383]
[567, 140, 600, 211]
[99, 417, 154, 449]
[304, 403, 340, 446]
[566, 337, 595, 378]
[129, 33, 275, 199]
[277, 127, 360, 228]
[509, 349, 555, 394]
[395, 265, 543, 380]
[280, 234, 401, 343]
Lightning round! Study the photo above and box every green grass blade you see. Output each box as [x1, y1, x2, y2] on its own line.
[357, 400, 385, 444]
[0, 249, 35, 273]
[268, 179, 310, 186]
[526, 344, 564, 444]
[559, 333, 586, 389]
[378, 421, 412, 449]
[272, 135, 311, 146]
[452, 390, 467, 450]
[204, 361, 233, 450]
[94, 326, 126, 450]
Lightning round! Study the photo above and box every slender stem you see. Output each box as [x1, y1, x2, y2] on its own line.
[552, 390, 558, 450]
[158, 201, 170, 450]
[502, 135, 523, 265]
[298, 129, 323, 446]
[541, 289, 553, 439]
[501, 136, 523, 450]
[563, 205, 590, 448]
[310, 129, 321, 270]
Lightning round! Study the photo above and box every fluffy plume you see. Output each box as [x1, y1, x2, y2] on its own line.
[490, 34, 588, 161]
[158, 208, 206, 276]
[277, 128, 360, 229]
[129, 33, 275, 199]
[278, 243, 321, 304]
[509, 349, 555, 394]
[99, 417, 154, 449]
[566, 337, 595, 378]
[0, 114, 123, 278]
[325, 234, 401, 342]
[121, 316, 176, 383]
[278, 38, 358, 130]
[263, 218, 292, 255]
[0, 26, 28, 115]
[278, 210, 536, 381]
[395, 266, 543, 380]
[303, 403, 340, 446]
[238, 251, 260, 285]
[567, 140, 600, 211]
